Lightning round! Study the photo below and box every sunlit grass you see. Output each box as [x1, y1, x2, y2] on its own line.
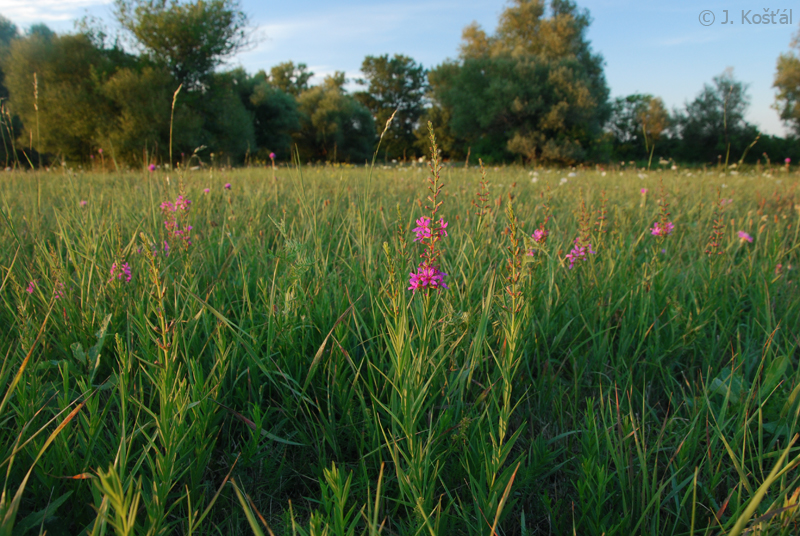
[1, 159, 799, 535]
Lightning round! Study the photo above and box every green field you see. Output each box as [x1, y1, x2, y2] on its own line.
[1, 153, 800, 535]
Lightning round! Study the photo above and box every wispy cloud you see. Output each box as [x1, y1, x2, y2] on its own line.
[2, 0, 112, 24]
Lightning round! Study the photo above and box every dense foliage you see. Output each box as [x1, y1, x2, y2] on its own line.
[1, 1, 800, 169]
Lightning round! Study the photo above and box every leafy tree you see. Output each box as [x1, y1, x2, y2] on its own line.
[676, 69, 758, 165]
[3, 31, 116, 162]
[295, 73, 376, 162]
[0, 14, 19, 100]
[27, 23, 55, 40]
[355, 54, 426, 160]
[269, 61, 312, 97]
[224, 68, 300, 160]
[114, 0, 250, 88]
[637, 96, 669, 167]
[428, 0, 609, 164]
[193, 71, 256, 162]
[606, 94, 651, 161]
[101, 65, 191, 164]
[774, 28, 800, 135]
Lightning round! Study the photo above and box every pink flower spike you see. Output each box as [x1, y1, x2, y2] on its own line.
[738, 231, 753, 243]
[110, 262, 132, 283]
[408, 264, 448, 291]
[411, 216, 432, 242]
[532, 228, 548, 243]
[650, 221, 674, 237]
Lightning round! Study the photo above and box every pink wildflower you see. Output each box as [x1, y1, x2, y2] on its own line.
[109, 262, 132, 283]
[532, 228, 548, 243]
[565, 238, 596, 269]
[411, 216, 448, 243]
[738, 231, 753, 243]
[650, 221, 675, 237]
[160, 195, 193, 247]
[408, 264, 448, 291]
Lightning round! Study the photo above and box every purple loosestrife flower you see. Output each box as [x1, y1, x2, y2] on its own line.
[527, 228, 549, 256]
[160, 195, 193, 247]
[26, 280, 37, 294]
[408, 264, 448, 291]
[109, 262, 132, 283]
[532, 228, 548, 243]
[650, 221, 675, 237]
[411, 216, 448, 243]
[738, 231, 753, 243]
[564, 238, 596, 269]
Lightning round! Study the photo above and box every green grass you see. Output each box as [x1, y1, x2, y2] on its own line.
[1, 157, 800, 535]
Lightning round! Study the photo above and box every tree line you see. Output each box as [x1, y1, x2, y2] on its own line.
[1, 0, 799, 169]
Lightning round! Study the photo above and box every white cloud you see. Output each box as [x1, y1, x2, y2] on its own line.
[2, 0, 112, 24]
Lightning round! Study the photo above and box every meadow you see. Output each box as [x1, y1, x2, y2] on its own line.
[1, 141, 800, 535]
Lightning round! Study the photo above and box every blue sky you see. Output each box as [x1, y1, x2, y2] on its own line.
[4, 0, 798, 136]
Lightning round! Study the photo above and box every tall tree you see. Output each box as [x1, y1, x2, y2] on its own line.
[294, 73, 376, 163]
[269, 61, 313, 97]
[355, 54, 426, 160]
[639, 96, 668, 167]
[0, 15, 18, 100]
[428, 0, 608, 164]
[4, 31, 116, 161]
[606, 94, 651, 160]
[676, 69, 757, 165]
[774, 28, 800, 135]
[114, 0, 250, 88]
